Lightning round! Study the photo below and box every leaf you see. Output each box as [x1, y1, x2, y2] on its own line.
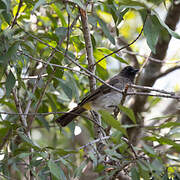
[54, 148, 77, 156]
[99, 110, 127, 136]
[96, 16, 115, 45]
[160, 122, 180, 129]
[142, 143, 156, 155]
[131, 167, 140, 180]
[120, 0, 147, 10]
[119, 105, 136, 124]
[72, 0, 85, 10]
[55, 27, 67, 40]
[144, 15, 160, 53]
[32, 0, 46, 12]
[0, 42, 19, 65]
[2, 11, 11, 24]
[153, 11, 180, 39]
[48, 160, 67, 180]
[51, 4, 67, 26]
[151, 159, 163, 173]
[17, 131, 41, 150]
[5, 70, 16, 96]
[73, 160, 87, 178]
[57, 78, 73, 100]
[158, 137, 180, 152]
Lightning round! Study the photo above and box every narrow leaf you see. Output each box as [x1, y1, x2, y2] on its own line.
[96, 16, 115, 45]
[72, 0, 85, 10]
[153, 11, 180, 39]
[32, 0, 46, 12]
[18, 131, 41, 150]
[144, 15, 160, 53]
[99, 110, 127, 136]
[5, 70, 16, 96]
[48, 160, 67, 180]
[119, 105, 136, 124]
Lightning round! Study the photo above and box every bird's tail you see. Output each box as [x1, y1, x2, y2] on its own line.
[56, 106, 86, 127]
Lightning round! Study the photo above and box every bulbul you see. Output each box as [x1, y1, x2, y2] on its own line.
[56, 66, 138, 127]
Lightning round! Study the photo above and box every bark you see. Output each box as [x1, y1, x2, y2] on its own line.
[121, 1, 180, 145]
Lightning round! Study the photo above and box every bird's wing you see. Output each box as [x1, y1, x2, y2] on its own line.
[79, 75, 124, 106]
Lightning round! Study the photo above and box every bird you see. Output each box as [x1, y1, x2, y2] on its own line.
[56, 66, 139, 127]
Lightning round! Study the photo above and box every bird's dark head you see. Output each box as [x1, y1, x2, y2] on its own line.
[120, 66, 139, 81]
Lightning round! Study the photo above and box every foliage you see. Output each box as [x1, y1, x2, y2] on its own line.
[0, 0, 180, 179]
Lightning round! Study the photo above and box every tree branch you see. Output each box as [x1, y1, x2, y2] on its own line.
[155, 65, 180, 79]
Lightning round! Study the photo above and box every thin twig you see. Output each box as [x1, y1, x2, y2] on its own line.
[18, 50, 89, 76]
[121, 137, 138, 158]
[11, 0, 23, 28]
[130, 84, 175, 95]
[17, 24, 180, 101]
[155, 65, 180, 79]
[93, 13, 148, 67]
[122, 50, 180, 64]
[78, 136, 110, 150]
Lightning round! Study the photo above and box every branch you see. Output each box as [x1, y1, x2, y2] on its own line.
[130, 84, 175, 95]
[122, 50, 180, 64]
[18, 23, 180, 101]
[155, 65, 180, 79]
[121, 1, 180, 145]
[78, 136, 110, 150]
[18, 51, 90, 76]
[79, 7, 96, 91]
[11, 0, 23, 28]
[93, 13, 147, 67]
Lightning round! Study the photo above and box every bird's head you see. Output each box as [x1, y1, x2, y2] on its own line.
[120, 66, 139, 81]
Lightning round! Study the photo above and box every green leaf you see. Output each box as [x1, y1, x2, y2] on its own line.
[51, 4, 67, 26]
[153, 11, 180, 39]
[96, 16, 115, 45]
[0, 42, 19, 65]
[160, 122, 180, 129]
[54, 148, 77, 156]
[17, 131, 41, 150]
[32, 0, 46, 12]
[48, 160, 67, 180]
[131, 167, 140, 180]
[72, 0, 85, 10]
[158, 137, 180, 152]
[119, 105, 136, 124]
[55, 27, 67, 40]
[144, 15, 160, 53]
[151, 159, 164, 173]
[99, 110, 127, 136]
[57, 78, 73, 100]
[142, 143, 156, 155]
[2, 11, 11, 24]
[5, 70, 16, 96]
[74, 160, 87, 178]
[120, 0, 147, 10]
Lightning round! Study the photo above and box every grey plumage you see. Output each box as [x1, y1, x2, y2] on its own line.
[56, 66, 138, 127]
